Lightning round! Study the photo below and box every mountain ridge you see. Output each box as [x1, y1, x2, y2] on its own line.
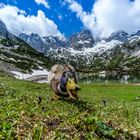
[0, 20, 140, 77]
[18, 27, 140, 53]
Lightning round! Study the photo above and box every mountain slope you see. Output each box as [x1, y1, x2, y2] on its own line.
[0, 20, 53, 75]
[46, 38, 140, 74]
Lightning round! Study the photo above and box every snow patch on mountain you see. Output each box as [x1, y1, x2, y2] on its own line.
[132, 50, 140, 57]
[11, 68, 49, 82]
[86, 40, 122, 54]
[57, 40, 122, 55]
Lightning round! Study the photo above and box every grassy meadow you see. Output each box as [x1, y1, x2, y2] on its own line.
[0, 71, 140, 139]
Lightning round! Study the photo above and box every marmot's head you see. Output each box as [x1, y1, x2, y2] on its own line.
[60, 71, 80, 91]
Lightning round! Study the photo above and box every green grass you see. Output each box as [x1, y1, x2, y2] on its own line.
[0, 72, 140, 139]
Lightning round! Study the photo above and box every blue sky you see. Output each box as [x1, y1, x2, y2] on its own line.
[0, 0, 95, 37]
[0, 0, 140, 38]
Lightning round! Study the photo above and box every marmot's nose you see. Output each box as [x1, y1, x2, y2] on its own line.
[75, 85, 81, 91]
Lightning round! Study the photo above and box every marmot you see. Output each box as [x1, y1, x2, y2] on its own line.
[48, 64, 80, 100]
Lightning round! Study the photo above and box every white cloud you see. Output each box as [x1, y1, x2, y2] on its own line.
[0, 4, 63, 37]
[35, 0, 50, 8]
[65, 0, 140, 38]
[65, 0, 96, 36]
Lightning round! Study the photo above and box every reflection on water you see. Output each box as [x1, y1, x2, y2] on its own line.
[80, 73, 140, 84]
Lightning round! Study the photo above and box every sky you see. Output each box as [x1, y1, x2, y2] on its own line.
[0, 0, 140, 38]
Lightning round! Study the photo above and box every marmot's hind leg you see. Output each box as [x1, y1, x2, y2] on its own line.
[51, 93, 61, 100]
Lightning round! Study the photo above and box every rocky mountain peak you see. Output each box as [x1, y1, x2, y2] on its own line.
[107, 30, 129, 42]
[135, 30, 140, 36]
[0, 20, 17, 46]
[69, 29, 94, 50]
[0, 20, 8, 38]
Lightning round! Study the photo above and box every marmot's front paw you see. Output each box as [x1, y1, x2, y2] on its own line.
[69, 91, 79, 100]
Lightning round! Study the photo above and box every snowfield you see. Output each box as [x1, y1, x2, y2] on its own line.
[11, 69, 49, 83]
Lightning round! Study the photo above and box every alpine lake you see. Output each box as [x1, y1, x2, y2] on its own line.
[79, 71, 140, 84]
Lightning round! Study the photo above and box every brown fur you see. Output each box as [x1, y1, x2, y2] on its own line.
[48, 64, 79, 100]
